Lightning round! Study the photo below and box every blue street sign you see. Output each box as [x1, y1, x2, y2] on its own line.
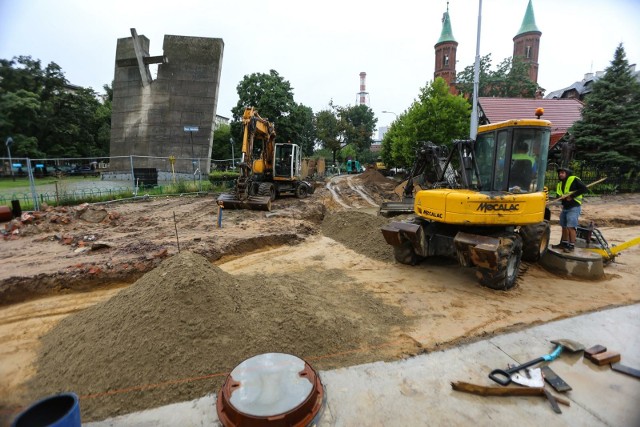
[183, 126, 199, 132]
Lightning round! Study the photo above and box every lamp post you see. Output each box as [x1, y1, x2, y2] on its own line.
[230, 138, 235, 169]
[5, 137, 14, 181]
[381, 110, 398, 120]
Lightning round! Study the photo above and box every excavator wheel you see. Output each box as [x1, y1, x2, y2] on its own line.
[249, 182, 260, 196]
[476, 233, 522, 291]
[520, 220, 550, 262]
[393, 240, 422, 265]
[295, 183, 309, 199]
[257, 182, 276, 201]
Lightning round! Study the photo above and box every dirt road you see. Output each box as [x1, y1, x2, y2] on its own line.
[1, 170, 639, 422]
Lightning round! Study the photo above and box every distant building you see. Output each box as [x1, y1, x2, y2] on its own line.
[545, 64, 640, 100]
[215, 115, 230, 129]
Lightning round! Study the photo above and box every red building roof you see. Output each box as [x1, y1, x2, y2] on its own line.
[478, 97, 583, 148]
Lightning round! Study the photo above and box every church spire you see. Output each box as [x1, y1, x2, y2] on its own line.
[437, 2, 456, 44]
[516, 0, 540, 36]
[434, 1, 458, 94]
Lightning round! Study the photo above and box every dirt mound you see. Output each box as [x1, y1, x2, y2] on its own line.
[28, 251, 410, 421]
[321, 210, 393, 262]
[357, 168, 391, 186]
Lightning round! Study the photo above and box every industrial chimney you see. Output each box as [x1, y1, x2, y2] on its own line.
[357, 72, 369, 106]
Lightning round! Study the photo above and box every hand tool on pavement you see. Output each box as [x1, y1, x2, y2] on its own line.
[489, 339, 585, 386]
[611, 362, 640, 379]
[541, 366, 572, 392]
[451, 381, 569, 414]
[511, 368, 544, 388]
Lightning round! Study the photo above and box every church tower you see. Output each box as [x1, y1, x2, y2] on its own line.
[434, 2, 458, 94]
[513, 0, 541, 83]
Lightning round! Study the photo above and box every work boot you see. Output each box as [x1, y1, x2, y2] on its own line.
[551, 242, 567, 249]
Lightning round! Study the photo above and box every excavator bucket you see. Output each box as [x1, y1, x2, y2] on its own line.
[378, 199, 415, 217]
[216, 193, 272, 211]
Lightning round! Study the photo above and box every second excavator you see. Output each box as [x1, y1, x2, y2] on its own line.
[217, 107, 314, 211]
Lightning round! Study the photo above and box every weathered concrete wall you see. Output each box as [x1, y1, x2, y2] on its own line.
[110, 34, 224, 174]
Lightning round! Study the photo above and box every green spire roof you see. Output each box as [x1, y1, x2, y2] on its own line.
[516, 0, 540, 35]
[437, 10, 456, 44]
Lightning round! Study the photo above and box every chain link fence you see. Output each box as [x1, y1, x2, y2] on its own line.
[0, 155, 240, 210]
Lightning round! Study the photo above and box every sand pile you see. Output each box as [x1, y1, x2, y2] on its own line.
[29, 251, 409, 421]
[322, 210, 393, 262]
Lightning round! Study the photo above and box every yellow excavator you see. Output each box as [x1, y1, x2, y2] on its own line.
[381, 111, 552, 290]
[217, 107, 314, 211]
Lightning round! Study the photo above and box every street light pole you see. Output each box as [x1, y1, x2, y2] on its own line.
[230, 138, 235, 169]
[381, 110, 398, 120]
[5, 137, 14, 181]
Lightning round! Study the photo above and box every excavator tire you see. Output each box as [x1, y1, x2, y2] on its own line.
[393, 240, 421, 265]
[257, 182, 276, 201]
[520, 220, 550, 262]
[295, 183, 309, 199]
[476, 233, 522, 291]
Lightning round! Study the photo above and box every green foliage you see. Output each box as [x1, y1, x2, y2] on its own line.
[571, 43, 640, 168]
[381, 78, 470, 167]
[208, 170, 239, 182]
[0, 56, 111, 158]
[314, 108, 341, 163]
[314, 102, 377, 165]
[211, 123, 232, 160]
[456, 54, 541, 98]
[231, 70, 314, 154]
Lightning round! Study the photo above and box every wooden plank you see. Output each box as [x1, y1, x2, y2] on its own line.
[589, 351, 621, 366]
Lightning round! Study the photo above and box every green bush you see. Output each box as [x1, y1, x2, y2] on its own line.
[209, 170, 239, 183]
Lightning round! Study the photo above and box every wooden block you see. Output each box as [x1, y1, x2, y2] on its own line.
[585, 344, 607, 357]
[584, 344, 607, 362]
[590, 351, 621, 366]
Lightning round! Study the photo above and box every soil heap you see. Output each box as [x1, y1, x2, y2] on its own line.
[29, 251, 410, 421]
[321, 210, 394, 262]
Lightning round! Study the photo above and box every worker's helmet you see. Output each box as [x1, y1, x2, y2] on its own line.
[557, 166, 572, 175]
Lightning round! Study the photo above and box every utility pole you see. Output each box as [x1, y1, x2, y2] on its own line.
[470, 0, 483, 140]
[5, 137, 14, 181]
[230, 138, 235, 169]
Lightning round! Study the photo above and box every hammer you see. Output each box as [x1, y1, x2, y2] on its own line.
[489, 339, 585, 386]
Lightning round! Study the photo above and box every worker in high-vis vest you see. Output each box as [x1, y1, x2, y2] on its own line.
[551, 166, 589, 253]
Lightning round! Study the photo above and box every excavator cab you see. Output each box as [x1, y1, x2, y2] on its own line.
[274, 143, 301, 179]
[473, 120, 550, 194]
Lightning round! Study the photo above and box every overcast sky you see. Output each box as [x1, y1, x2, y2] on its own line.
[1, 0, 639, 131]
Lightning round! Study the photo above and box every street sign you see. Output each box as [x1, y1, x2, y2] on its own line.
[183, 126, 199, 132]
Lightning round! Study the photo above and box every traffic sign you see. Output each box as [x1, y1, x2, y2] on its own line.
[183, 126, 199, 132]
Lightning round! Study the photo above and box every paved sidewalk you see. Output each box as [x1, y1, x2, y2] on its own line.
[88, 304, 640, 427]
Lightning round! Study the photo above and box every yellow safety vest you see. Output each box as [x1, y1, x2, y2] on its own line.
[556, 176, 583, 205]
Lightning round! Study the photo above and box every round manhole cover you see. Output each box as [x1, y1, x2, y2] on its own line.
[217, 353, 324, 426]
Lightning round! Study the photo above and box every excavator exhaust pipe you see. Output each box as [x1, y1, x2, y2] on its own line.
[216, 193, 272, 211]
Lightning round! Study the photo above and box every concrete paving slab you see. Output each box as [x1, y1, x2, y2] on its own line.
[87, 304, 640, 427]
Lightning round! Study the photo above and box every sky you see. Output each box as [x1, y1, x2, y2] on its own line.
[1, 0, 639, 133]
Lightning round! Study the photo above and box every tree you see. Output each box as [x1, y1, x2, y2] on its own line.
[210, 123, 232, 163]
[381, 77, 470, 167]
[336, 104, 377, 155]
[314, 108, 341, 164]
[571, 43, 640, 167]
[456, 54, 540, 98]
[231, 70, 312, 149]
[0, 56, 111, 159]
